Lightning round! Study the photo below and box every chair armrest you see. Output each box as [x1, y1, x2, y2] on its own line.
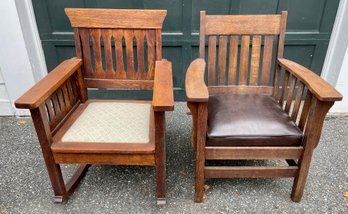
[277, 58, 342, 102]
[152, 59, 174, 111]
[185, 59, 208, 102]
[15, 57, 83, 109]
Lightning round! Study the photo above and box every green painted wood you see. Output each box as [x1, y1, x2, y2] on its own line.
[32, 0, 340, 101]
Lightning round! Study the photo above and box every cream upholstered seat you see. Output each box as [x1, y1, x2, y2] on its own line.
[62, 102, 151, 143]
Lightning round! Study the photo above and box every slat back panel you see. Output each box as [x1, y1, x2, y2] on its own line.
[44, 72, 82, 132]
[276, 67, 314, 136]
[203, 12, 287, 90]
[68, 9, 166, 90]
[206, 34, 277, 87]
[76, 28, 161, 88]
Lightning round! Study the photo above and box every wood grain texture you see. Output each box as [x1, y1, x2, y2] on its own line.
[135, 30, 145, 79]
[152, 60, 174, 111]
[217, 36, 228, 85]
[239, 35, 250, 85]
[65, 8, 167, 29]
[205, 14, 281, 35]
[195, 103, 208, 202]
[54, 153, 155, 165]
[79, 29, 93, 77]
[205, 166, 298, 178]
[199, 11, 206, 58]
[146, 30, 156, 80]
[101, 29, 115, 78]
[85, 79, 154, 89]
[205, 147, 303, 160]
[208, 85, 273, 95]
[250, 35, 261, 85]
[279, 71, 290, 107]
[228, 36, 238, 85]
[15, 58, 82, 109]
[90, 29, 103, 78]
[278, 58, 342, 101]
[208, 36, 217, 85]
[114, 29, 126, 79]
[261, 35, 274, 85]
[125, 30, 135, 79]
[291, 82, 305, 121]
[285, 76, 297, 113]
[185, 59, 209, 102]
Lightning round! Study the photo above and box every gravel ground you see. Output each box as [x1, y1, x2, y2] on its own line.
[0, 102, 347, 213]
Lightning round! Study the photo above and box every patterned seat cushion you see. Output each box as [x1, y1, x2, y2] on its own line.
[61, 102, 151, 143]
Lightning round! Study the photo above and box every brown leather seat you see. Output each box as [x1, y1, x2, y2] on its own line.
[207, 94, 303, 146]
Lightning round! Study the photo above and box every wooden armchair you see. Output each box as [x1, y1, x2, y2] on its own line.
[15, 8, 173, 204]
[186, 11, 342, 202]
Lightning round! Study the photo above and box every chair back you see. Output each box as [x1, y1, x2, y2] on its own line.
[199, 11, 287, 90]
[66, 8, 167, 90]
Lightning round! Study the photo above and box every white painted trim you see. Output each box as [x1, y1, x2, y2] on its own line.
[15, 0, 47, 82]
[0, 0, 38, 116]
[321, 0, 348, 112]
[321, 0, 348, 85]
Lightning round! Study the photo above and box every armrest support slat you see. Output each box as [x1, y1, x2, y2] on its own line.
[277, 58, 342, 102]
[152, 60, 174, 111]
[185, 59, 208, 102]
[15, 57, 83, 109]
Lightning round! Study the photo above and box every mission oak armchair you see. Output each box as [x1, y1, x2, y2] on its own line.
[15, 8, 174, 204]
[186, 11, 342, 202]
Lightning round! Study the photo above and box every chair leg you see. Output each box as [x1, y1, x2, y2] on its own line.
[48, 163, 90, 203]
[155, 111, 166, 205]
[195, 103, 207, 202]
[291, 150, 314, 202]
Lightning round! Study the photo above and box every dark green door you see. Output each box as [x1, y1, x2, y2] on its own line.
[32, 0, 339, 100]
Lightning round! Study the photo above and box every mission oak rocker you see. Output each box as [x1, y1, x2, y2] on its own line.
[15, 8, 174, 204]
[185, 11, 342, 202]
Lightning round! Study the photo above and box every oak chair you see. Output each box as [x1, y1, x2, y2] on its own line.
[185, 11, 342, 202]
[15, 8, 174, 204]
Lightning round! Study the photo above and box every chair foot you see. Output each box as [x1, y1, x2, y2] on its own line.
[51, 164, 90, 203]
[157, 198, 166, 205]
[53, 196, 64, 203]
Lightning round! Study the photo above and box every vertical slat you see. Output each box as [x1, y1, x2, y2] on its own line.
[113, 29, 126, 79]
[70, 78, 79, 104]
[125, 30, 135, 79]
[298, 91, 312, 131]
[90, 29, 103, 78]
[208, 36, 217, 85]
[217, 36, 228, 85]
[250, 35, 261, 85]
[285, 76, 297, 113]
[79, 29, 93, 77]
[101, 29, 114, 78]
[56, 89, 66, 114]
[51, 93, 62, 122]
[261, 35, 274, 85]
[279, 70, 290, 107]
[62, 83, 71, 111]
[199, 11, 206, 58]
[239, 35, 250, 85]
[45, 99, 56, 128]
[73, 28, 82, 58]
[291, 82, 305, 121]
[135, 30, 145, 79]
[146, 30, 156, 80]
[155, 29, 162, 60]
[273, 11, 288, 96]
[228, 35, 238, 85]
